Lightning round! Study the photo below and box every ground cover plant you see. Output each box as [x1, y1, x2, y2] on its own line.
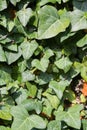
[0, 0, 87, 129]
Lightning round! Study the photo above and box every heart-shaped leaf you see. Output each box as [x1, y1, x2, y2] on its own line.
[37, 5, 70, 39]
[21, 40, 38, 60]
[11, 106, 46, 130]
[32, 57, 49, 72]
[17, 8, 33, 27]
[55, 57, 72, 73]
[49, 80, 69, 99]
[55, 104, 83, 129]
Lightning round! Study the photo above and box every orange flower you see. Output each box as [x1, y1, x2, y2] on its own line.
[81, 82, 87, 96]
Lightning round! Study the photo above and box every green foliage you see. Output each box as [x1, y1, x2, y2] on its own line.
[0, 0, 87, 130]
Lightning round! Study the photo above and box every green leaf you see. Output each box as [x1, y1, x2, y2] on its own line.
[0, 126, 11, 130]
[81, 66, 87, 81]
[64, 89, 76, 103]
[32, 57, 49, 72]
[49, 80, 69, 99]
[17, 8, 33, 27]
[4, 44, 18, 52]
[0, 109, 12, 120]
[22, 70, 35, 82]
[74, 61, 83, 73]
[55, 57, 72, 73]
[70, 9, 87, 32]
[0, 45, 6, 62]
[11, 106, 46, 130]
[5, 47, 22, 64]
[26, 82, 37, 98]
[55, 104, 83, 129]
[35, 72, 53, 85]
[43, 48, 54, 59]
[18, 60, 27, 73]
[14, 17, 26, 35]
[76, 34, 87, 47]
[0, 68, 12, 86]
[10, 0, 21, 6]
[42, 98, 53, 117]
[73, 0, 87, 11]
[21, 40, 38, 60]
[43, 91, 59, 109]
[47, 120, 61, 130]
[7, 20, 15, 32]
[82, 119, 87, 130]
[0, 15, 7, 28]
[37, 5, 70, 39]
[13, 87, 28, 104]
[22, 99, 42, 114]
[40, 0, 56, 6]
[0, 0, 7, 11]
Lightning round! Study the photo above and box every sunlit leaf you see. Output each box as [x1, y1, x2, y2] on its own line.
[37, 5, 70, 39]
[0, 45, 6, 62]
[11, 106, 46, 130]
[55, 57, 72, 73]
[55, 104, 83, 129]
[32, 57, 49, 72]
[0, 0, 7, 11]
[17, 8, 33, 27]
[49, 80, 69, 99]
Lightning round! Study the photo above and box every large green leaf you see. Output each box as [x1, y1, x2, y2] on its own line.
[37, 5, 70, 39]
[21, 40, 38, 60]
[55, 57, 72, 73]
[70, 9, 87, 32]
[11, 106, 46, 130]
[49, 80, 69, 99]
[17, 8, 33, 27]
[0, 0, 7, 11]
[55, 104, 83, 129]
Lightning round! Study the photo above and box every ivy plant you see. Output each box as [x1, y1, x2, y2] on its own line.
[0, 0, 87, 130]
